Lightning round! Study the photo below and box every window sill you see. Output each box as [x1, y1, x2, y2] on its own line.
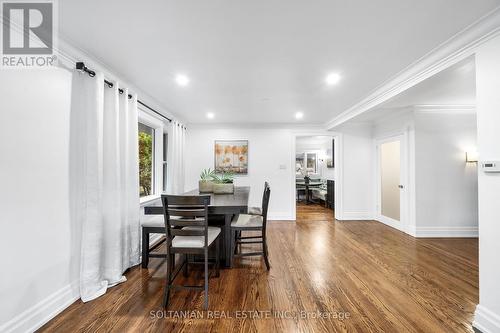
[140, 194, 160, 206]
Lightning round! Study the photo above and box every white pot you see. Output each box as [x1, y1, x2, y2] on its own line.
[199, 180, 214, 193]
[213, 183, 234, 194]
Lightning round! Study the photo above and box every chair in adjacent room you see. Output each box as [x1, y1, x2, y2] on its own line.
[230, 183, 271, 270]
[161, 194, 221, 310]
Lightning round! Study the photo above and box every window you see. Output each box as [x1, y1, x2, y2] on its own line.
[306, 153, 317, 173]
[138, 108, 167, 201]
[138, 122, 155, 197]
[295, 152, 317, 174]
[295, 153, 305, 171]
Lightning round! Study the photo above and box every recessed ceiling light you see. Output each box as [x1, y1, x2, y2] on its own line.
[325, 72, 341, 85]
[206, 112, 215, 119]
[175, 74, 190, 86]
[295, 112, 304, 120]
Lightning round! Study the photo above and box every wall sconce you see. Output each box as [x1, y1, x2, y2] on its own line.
[466, 151, 479, 163]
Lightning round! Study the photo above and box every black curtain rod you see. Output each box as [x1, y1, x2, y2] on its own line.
[75, 62, 172, 123]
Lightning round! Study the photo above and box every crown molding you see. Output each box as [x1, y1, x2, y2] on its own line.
[187, 122, 329, 130]
[326, 6, 500, 130]
[413, 104, 476, 114]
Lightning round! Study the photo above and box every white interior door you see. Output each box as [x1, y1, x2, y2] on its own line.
[377, 136, 406, 230]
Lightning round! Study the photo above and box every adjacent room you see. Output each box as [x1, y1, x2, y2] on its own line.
[1, 1, 500, 333]
[295, 135, 335, 216]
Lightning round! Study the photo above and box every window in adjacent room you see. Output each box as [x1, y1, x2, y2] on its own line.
[296, 152, 317, 174]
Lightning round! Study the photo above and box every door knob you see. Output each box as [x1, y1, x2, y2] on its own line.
[398, 185, 404, 189]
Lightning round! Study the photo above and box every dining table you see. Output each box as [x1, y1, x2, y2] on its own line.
[296, 180, 323, 204]
[143, 186, 250, 267]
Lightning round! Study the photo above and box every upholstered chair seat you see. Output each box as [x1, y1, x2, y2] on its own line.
[172, 226, 221, 248]
[231, 214, 263, 228]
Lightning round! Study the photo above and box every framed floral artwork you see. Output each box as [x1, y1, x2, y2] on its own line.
[214, 140, 248, 174]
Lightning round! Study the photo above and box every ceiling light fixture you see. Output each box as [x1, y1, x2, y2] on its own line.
[206, 112, 215, 119]
[325, 72, 341, 85]
[175, 74, 190, 87]
[295, 112, 304, 120]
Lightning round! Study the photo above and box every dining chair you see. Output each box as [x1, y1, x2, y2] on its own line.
[140, 215, 167, 268]
[161, 194, 221, 310]
[230, 183, 271, 270]
[247, 181, 269, 215]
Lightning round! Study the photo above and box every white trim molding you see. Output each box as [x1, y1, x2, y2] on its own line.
[413, 104, 476, 114]
[326, 7, 500, 129]
[375, 215, 406, 233]
[414, 226, 478, 238]
[474, 304, 500, 333]
[268, 213, 295, 221]
[0, 282, 80, 333]
[338, 211, 374, 221]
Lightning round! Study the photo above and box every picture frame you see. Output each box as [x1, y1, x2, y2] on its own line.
[214, 140, 248, 174]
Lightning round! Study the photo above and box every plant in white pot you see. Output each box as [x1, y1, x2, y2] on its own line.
[199, 168, 215, 193]
[212, 172, 235, 194]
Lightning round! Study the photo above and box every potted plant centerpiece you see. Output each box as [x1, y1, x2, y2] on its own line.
[212, 171, 235, 194]
[199, 168, 215, 193]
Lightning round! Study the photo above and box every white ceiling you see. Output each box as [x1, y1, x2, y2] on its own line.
[351, 56, 476, 122]
[59, 0, 498, 125]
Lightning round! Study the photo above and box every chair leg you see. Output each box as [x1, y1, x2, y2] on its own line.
[183, 254, 188, 277]
[263, 234, 270, 271]
[204, 249, 209, 310]
[234, 230, 239, 255]
[230, 228, 236, 268]
[141, 228, 149, 268]
[216, 236, 220, 277]
[163, 253, 173, 308]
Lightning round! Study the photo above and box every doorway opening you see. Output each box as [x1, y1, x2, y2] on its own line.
[294, 135, 336, 218]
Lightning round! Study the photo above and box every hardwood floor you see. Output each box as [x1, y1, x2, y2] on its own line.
[39, 203, 478, 333]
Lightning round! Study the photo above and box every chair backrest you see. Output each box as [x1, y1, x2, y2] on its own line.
[261, 183, 271, 230]
[161, 194, 211, 247]
[260, 181, 269, 211]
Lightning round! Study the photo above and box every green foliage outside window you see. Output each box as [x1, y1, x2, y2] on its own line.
[139, 132, 153, 196]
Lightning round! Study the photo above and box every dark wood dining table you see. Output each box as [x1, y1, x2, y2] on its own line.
[143, 186, 250, 267]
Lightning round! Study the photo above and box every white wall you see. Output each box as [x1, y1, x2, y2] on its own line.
[338, 106, 478, 237]
[414, 111, 478, 236]
[185, 126, 295, 220]
[336, 123, 374, 220]
[0, 68, 80, 332]
[473, 37, 500, 333]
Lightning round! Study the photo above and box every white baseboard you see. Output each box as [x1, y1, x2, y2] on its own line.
[373, 219, 478, 238]
[375, 215, 404, 232]
[338, 211, 374, 221]
[415, 226, 478, 238]
[474, 304, 500, 333]
[0, 282, 80, 333]
[268, 212, 295, 221]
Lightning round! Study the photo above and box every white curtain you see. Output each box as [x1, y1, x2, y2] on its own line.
[71, 70, 140, 302]
[168, 120, 186, 194]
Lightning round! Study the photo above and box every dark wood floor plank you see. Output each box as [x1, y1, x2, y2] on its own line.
[38, 203, 478, 333]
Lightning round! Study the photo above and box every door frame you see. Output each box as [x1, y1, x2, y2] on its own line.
[374, 132, 409, 233]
